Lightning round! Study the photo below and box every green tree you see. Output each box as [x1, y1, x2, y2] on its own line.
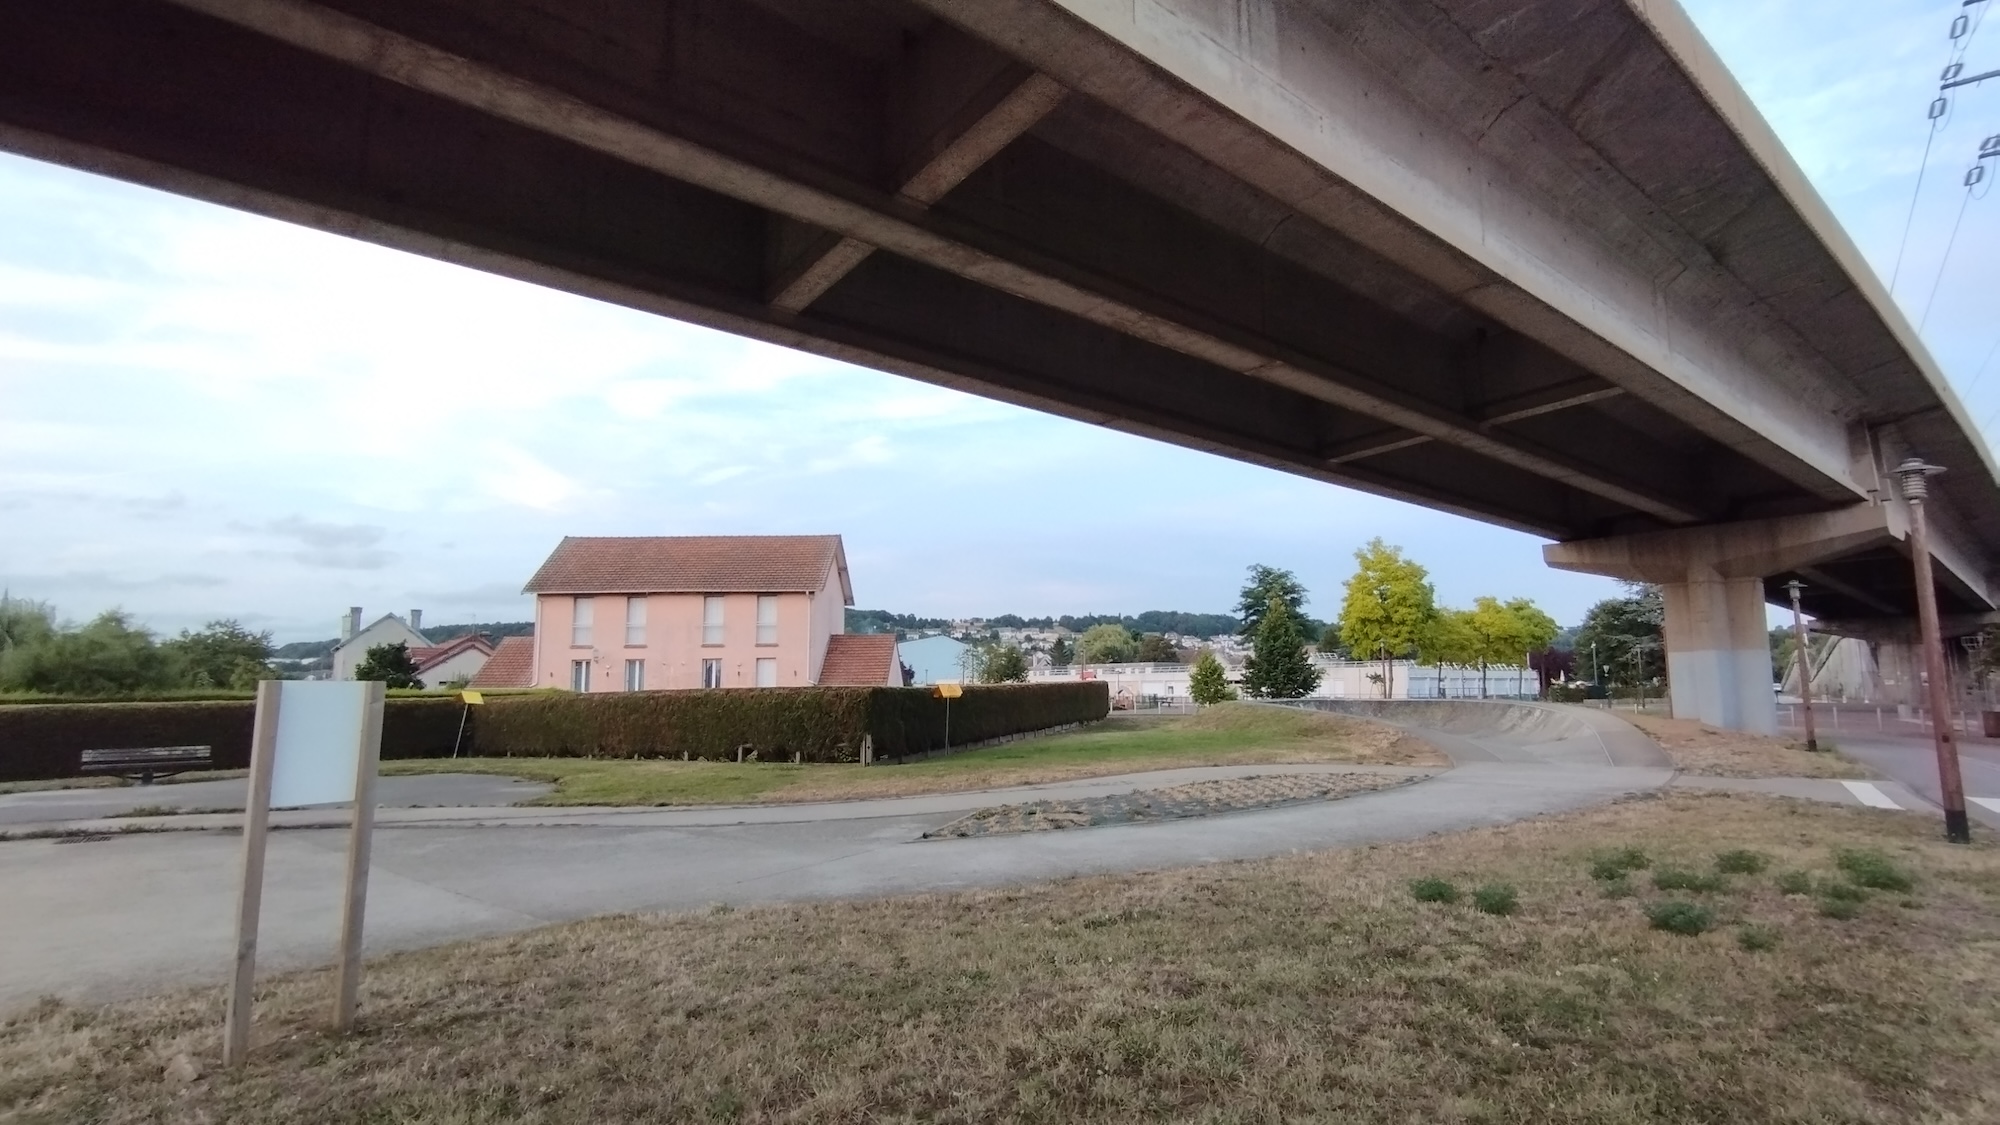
[978, 644, 1029, 684]
[1188, 649, 1236, 704]
[1078, 623, 1137, 665]
[1414, 608, 1479, 695]
[1241, 597, 1322, 699]
[1317, 623, 1344, 658]
[165, 619, 276, 688]
[0, 610, 178, 696]
[1457, 596, 1558, 698]
[0, 592, 57, 656]
[1235, 564, 1308, 639]
[1134, 633, 1178, 663]
[1337, 539, 1437, 699]
[1048, 635, 1074, 668]
[1572, 583, 1664, 693]
[354, 641, 425, 689]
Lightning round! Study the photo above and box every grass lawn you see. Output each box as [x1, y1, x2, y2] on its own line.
[1624, 713, 1870, 779]
[7, 791, 1998, 1123]
[380, 703, 1444, 806]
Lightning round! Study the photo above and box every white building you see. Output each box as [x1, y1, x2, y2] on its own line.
[330, 606, 433, 681]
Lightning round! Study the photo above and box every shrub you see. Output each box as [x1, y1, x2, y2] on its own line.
[1471, 884, 1519, 916]
[1774, 870, 1815, 896]
[1645, 901, 1713, 936]
[1409, 878, 1460, 904]
[1589, 847, 1649, 880]
[1714, 850, 1768, 875]
[1651, 868, 1727, 893]
[1834, 849, 1914, 892]
[1736, 924, 1780, 951]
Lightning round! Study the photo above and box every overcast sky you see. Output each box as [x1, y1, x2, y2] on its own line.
[3, 0, 1997, 643]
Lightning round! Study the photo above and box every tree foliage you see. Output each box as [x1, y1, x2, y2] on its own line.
[1078, 624, 1138, 665]
[1188, 649, 1237, 705]
[1235, 565, 1309, 640]
[164, 620, 276, 689]
[976, 644, 1030, 684]
[1048, 636, 1074, 668]
[0, 610, 180, 695]
[1572, 583, 1665, 690]
[1317, 623, 1345, 658]
[1133, 633, 1179, 663]
[354, 641, 426, 689]
[1337, 539, 1436, 698]
[1241, 597, 1322, 699]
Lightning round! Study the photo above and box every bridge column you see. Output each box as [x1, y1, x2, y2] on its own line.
[1544, 505, 1905, 735]
[1660, 569, 1776, 734]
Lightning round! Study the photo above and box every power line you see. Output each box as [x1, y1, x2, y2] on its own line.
[1917, 177, 1976, 332]
[1894, 1, 1993, 294]
[1891, 118, 1943, 295]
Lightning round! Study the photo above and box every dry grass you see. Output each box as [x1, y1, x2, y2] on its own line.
[924, 771, 1416, 837]
[382, 704, 1445, 807]
[7, 791, 2000, 1123]
[1625, 713, 1870, 778]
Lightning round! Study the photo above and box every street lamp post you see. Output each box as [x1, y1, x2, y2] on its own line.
[1895, 457, 1970, 844]
[1784, 579, 1818, 752]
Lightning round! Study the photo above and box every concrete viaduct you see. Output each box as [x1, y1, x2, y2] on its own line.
[3, 0, 1996, 733]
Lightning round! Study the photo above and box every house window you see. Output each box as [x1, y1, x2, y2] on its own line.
[756, 595, 778, 645]
[570, 659, 590, 693]
[571, 597, 594, 647]
[625, 597, 646, 646]
[624, 659, 645, 692]
[702, 596, 725, 645]
[701, 658, 723, 689]
[756, 657, 777, 687]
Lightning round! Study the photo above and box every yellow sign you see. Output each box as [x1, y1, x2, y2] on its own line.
[932, 683, 963, 699]
[459, 691, 485, 705]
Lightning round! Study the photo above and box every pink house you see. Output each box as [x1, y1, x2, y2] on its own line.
[521, 534, 898, 692]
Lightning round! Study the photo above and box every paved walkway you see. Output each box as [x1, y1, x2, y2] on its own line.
[0, 703, 1950, 1015]
[0, 774, 554, 827]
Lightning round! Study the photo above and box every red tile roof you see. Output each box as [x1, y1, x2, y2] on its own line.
[411, 633, 496, 674]
[818, 633, 898, 686]
[467, 635, 536, 689]
[523, 535, 852, 602]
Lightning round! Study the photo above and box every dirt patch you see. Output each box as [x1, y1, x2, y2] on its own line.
[1626, 712, 1870, 778]
[923, 771, 1419, 838]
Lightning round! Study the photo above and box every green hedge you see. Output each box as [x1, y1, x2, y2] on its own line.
[0, 683, 1109, 780]
[0, 697, 472, 782]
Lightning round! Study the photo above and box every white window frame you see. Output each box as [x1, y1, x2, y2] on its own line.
[625, 596, 646, 647]
[755, 657, 777, 687]
[702, 595, 725, 646]
[624, 659, 645, 692]
[571, 596, 594, 647]
[570, 659, 590, 693]
[756, 595, 778, 646]
[701, 658, 723, 689]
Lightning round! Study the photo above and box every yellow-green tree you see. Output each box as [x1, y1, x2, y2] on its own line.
[1337, 539, 1436, 698]
[1188, 649, 1236, 705]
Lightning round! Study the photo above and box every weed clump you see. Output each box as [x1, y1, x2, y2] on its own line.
[1652, 868, 1727, 893]
[1774, 871, 1815, 896]
[1409, 878, 1460, 904]
[1714, 850, 1768, 875]
[1645, 901, 1714, 936]
[1600, 875, 1636, 899]
[1736, 924, 1780, 951]
[1835, 849, 1914, 892]
[1471, 884, 1519, 916]
[1819, 896, 1862, 921]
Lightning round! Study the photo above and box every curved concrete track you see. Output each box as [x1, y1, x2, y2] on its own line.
[1285, 699, 1673, 768]
[0, 704, 1688, 1013]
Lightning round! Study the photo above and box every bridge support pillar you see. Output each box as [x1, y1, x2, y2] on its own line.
[1660, 570, 1775, 734]
[1544, 505, 1903, 735]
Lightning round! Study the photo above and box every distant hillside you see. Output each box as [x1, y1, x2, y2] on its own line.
[846, 609, 1244, 638]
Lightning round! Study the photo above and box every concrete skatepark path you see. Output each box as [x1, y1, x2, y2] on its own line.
[0, 702, 1929, 1014]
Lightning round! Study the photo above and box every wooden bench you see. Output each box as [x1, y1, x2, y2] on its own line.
[78, 745, 213, 785]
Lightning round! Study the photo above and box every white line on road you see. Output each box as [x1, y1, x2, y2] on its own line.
[1841, 781, 1903, 810]
[1969, 797, 2000, 815]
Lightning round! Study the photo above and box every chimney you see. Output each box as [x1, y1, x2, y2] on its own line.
[409, 608, 423, 632]
[342, 606, 362, 642]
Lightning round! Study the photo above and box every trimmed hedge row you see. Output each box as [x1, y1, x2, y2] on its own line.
[0, 683, 1110, 780]
[0, 697, 471, 782]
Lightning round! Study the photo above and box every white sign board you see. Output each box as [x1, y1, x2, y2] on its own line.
[269, 681, 371, 807]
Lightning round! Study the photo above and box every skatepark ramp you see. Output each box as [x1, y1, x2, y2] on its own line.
[1278, 700, 1669, 768]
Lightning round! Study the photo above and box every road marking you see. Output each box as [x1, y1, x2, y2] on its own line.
[1841, 781, 1903, 810]
[1970, 797, 2000, 815]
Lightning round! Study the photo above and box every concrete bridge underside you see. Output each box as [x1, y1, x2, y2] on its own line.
[3, 0, 1997, 733]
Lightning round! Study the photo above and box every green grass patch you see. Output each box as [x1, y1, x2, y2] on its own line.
[1645, 901, 1714, 936]
[1651, 868, 1728, 893]
[1819, 896, 1863, 921]
[1821, 882, 1868, 904]
[1836, 849, 1915, 892]
[1737, 924, 1780, 952]
[1409, 878, 1460, 904]
[1600, 875, 1637, 899]
[1714, 849, 1768, 875]
[1587, 847, 1649, 881]
[1471, 883, 1519, 916]
[1775, 870, 1815, 896]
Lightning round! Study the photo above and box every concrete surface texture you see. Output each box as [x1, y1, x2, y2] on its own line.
[1, 1, 1992, 744]
[0, 701, 1953, 1016]
[0, 774, 554, 827]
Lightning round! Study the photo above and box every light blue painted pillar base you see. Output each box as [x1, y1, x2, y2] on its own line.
[1661, 570, 1776, 735]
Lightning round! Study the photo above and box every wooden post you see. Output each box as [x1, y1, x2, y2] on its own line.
[333, 681, 386, 1032]
[224, 680, 283, 1068]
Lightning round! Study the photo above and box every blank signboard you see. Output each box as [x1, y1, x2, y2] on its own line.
[269, 681, 370, 807]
